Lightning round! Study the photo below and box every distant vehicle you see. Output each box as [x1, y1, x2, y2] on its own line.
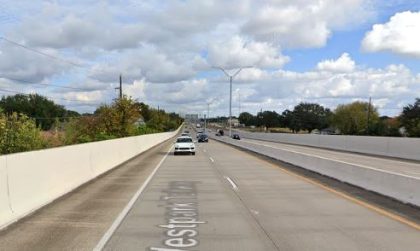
[196, 132, 202, 138]
[184, 130, 190, 133]
[174, 136, 196, 155]
[181, 133, 190, 137]
[232, 134, 240, 140]
[196, 123, 201, 128]
[198, 134, 208, 143]
[217, 129, 224, 136]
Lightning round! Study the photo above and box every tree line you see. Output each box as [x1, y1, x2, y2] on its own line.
[238, 99, 420, 137]
[0, 94, 183, 154]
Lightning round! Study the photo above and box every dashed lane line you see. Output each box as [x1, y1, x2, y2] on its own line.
[224, 176, 239, 191]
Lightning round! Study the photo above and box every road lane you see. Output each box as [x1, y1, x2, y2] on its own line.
[103, 139, 420, 251]
[103, 143, 278, 250]
[0, 139, 176, 251]
[202, 140, 420, 250]
[241, 138, 420, 179]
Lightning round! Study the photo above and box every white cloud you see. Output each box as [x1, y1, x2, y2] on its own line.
[208, 36, 289, 69]
[88, 46, 195, 84]
[1, 0, 416, 117]
[242, 0, 372, 48]
[362, 11, 420, 57]
[317, 53, 356, 73]
[0, 44, 68, 82]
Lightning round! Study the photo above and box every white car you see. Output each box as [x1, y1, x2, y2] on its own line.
[174, 136, 196, 155]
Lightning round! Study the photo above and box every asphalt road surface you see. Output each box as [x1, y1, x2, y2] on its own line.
[238, 138, 420, 178]
[1, 139, 419, 250]
[102, 140, 420, 250]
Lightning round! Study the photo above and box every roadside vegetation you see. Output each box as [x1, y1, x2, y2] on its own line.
[0, 94, 183, 154]
[231, 99, 419, 137]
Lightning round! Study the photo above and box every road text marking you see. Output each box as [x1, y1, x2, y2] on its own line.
[151, 181, 206, 250]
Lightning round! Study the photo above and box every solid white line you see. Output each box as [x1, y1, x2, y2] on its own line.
[93, 146, 173, 251]
[209, 157, 215, 163]
[224, 176, 239, 191]
[243, 140, 420, 181]
[244, 138, 420, 168]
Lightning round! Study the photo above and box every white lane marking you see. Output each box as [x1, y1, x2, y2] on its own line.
[93, 146, 173, 251]
[203, 149, 207, 153]
[224, 176, 239, 191]
[403, 171, 420, 175]
[209, 157, 215, 163]
[250, 209, 260, 215]
[243, 138, 420, 168]
[243, 140, 420, 181]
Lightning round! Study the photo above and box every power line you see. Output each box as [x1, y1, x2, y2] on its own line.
[0, 37, 123, 108]
[0, 36, 84, 67]
[26, 115, 100, 120]
[0, 76, 111, 92]
[0, 88, 104, 106]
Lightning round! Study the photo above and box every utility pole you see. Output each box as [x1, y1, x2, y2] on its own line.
[238, 91, 241, 116]
[115, 74, 123, 99]
[205, 102, 211, 133]
[367, 96, 372, 135]
[204, 114, 207, 133]
[213, 66, 252, 137]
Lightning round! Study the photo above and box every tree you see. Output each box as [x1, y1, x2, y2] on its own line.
[400, 98, 420, 137]
[260, 111, 281, 129]
[66, 96, 141, 144]
[290, 103, 332, 133]
[0, 94, 79, 130]
[0, 113, 45, 154]
[371, 116, 401, 137]
[332, 101, 379, 135]
[281, 110, 296, 132]
[238, 112, 256, 126]
[65, 97, 182, 144]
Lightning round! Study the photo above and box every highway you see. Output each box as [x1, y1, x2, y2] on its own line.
[1, 138, 420, 250]
[236, 137, 420, 178]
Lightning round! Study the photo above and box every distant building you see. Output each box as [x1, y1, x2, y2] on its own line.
[229, 118, 240, 127]
[184, 114, 199, 123]
[134, 116, 146, 126]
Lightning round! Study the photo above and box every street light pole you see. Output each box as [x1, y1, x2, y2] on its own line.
[213, 66, 252, 137]
[205, 102, 210, 134]
[229, 76, 233, 137]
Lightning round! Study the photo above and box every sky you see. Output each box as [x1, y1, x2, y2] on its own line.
[0, 0, 419, 117]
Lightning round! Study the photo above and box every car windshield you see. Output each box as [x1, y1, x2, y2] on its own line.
[177, 138, 192, 143]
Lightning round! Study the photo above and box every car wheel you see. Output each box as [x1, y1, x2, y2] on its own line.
[192, 152, 195, 156]
[174, 152, 177, 156]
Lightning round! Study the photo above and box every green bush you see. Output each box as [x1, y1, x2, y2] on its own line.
[0, 113, 45, 154]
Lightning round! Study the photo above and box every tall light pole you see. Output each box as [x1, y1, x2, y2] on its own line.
[205, 101, 212, 134]
[213, 66, 252, 137]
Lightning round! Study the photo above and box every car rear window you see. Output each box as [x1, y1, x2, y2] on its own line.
[177, 138, 192, 143]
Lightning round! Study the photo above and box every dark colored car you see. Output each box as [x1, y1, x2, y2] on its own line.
[232, 134, 240, 140]
[216, 129, 224, 136]
[198, 134, 209, 142]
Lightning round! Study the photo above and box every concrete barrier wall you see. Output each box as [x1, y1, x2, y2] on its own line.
[233, 130, 420, 161]
[0, 156, 12, 228]
[0, 129, 179, 229]
[213, 136, 420, 207]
